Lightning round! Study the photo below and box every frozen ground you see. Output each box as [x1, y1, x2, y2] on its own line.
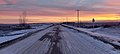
[64, 24, 120, 41]
[87, 26, 120, 38]
[0, 30, 13, 36]
[62, 24, 120, 50]
[0, 26, 54, 54]
[0, 34, 25, 44]
[0, 25, 119, 54]
[0, 24, 52, 44]
[60, 26, 119, 54]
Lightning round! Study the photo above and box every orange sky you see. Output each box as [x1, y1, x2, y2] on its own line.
[0, 0, 120, 24]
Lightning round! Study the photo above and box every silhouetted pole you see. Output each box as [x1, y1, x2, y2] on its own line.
[22, 11, 26, 25]
[77, 10, 80, 27]
[19, 15, 22, 25]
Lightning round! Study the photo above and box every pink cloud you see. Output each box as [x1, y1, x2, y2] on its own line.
[0, 0, 6, 4]
[104, 0, 120, 6]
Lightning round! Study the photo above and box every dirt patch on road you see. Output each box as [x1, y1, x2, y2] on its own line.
[39, 26, 62, 54]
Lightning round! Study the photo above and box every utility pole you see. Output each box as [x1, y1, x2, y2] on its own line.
[19, 15, 22, 25]
[18, 11, 30, 29]
[76, 10, 80, 27]
[22, 11, 27, 25]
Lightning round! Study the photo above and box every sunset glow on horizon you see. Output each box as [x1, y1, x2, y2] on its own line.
[0, 0, 120, 24]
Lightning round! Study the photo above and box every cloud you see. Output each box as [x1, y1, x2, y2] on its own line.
[0, 0, 16, 5]
[0, 0, 108, 16]
[0, 0, 120, 23]
[103, 0, 120, 6]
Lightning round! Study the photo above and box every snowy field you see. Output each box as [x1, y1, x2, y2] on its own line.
[86, 26, 120, 38]
[62, 24, 120, 51]
[0, 30, 13, 36]
[0, 24, 52, 44]
[64, 24, 120, 41]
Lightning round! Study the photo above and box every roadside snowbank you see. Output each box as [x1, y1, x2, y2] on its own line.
[87, 26, 120, 38]
[62, 24, 120, 49]
[0, 34, 25, 43]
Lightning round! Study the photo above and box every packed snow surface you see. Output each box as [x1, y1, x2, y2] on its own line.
[0, 26, 119, 54]
[0, 26, 54, 54]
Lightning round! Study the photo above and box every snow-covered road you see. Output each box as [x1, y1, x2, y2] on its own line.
[60, 26, 118, 54]
[0, 26, 54, 54]
[0, 25, 119, 54]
